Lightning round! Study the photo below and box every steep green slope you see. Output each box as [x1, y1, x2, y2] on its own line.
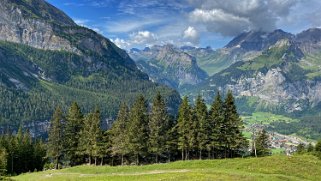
[13, 155, 321, 181]
[0, 41, 181, 126]
[0, 0, 181, 127]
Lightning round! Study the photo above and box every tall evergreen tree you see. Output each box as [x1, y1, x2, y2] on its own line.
[110, 103, 130, 165]
[254, 129, 271, 157]
[47, 106, 64, 169]
[64, 102, 83, 166]
[148, 92, 169, 163]
[127, 95, 149, 165]
[78, 107, 102, 165]
[177, 96, 192, 160]
[209, 92, 224, 158]
[224, 90, 247, 158]
[194, 95, 209, 160]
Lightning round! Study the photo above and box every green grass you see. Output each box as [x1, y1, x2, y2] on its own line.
[242, 112, 299, 125]
[12, 155, 321, 181]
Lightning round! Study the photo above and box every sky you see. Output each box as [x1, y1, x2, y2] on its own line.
[46, 0, 321, 50]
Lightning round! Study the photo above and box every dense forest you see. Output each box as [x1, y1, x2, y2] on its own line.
[0, 91, 320, 176]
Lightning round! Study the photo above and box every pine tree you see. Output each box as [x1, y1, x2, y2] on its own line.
[110, 103, 130, 165]
[78, 107, 102, 165]
[64, 102, 83, 166]
[148, 92, 169, 163]
[47, 106, 64, 169]
[194, 95, 209, 160]
[255, 129, 271, 157]
[209, 91, 224, 158]
[127, 95, 149, 165]
[224, 90, 247, 158]
[177, 96, 192, 160]
[296, 143, 305, 154]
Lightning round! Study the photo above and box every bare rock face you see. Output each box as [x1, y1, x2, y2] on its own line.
[129, 45, 208, 90]
[0, 0, 78, 53]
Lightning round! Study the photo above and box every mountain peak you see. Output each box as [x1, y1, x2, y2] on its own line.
[225, 29, 293, 51]
[1, 0, 76, 26]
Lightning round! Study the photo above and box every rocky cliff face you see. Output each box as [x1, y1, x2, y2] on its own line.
[187, 28, 321, 116]
[129, 45, 208, 90]
[0, 0, 78, 52]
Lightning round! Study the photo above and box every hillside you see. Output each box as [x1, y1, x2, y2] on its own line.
[0, 0, 181, 129]
[12, 155, 321, 181]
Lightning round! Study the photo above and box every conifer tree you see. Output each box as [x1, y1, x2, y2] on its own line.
[296, 143, 305, 154]
[127, 95, 149, 165]
[64, 102, 83, 166]
[148, 92, 169, 163]
[224, 90, 247, 158]
[209, 91, 224, 158]
[255, 129, 271, 157]
[78, 107, 102, 165]
[110, 103, 130, 165]
[194, 95, 209, 160]
[47, 106, 64, 169]
[177, 96, 192, 160]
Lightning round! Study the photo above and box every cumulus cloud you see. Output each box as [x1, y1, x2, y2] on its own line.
[111, 38, 131, 49]
[183, 26, 200, 44]
[111, 31, 158, 49]
[188, 0, 300, 36]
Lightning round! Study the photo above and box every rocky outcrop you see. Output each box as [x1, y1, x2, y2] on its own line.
[129, 45, 208, 90]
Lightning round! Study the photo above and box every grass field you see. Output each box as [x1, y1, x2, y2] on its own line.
[12, 155, 321, 181]
[242, 112, 299, 125]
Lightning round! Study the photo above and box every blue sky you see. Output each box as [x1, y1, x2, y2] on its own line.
[47, 0, 321, 50]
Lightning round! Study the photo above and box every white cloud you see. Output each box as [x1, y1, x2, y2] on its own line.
[111, 31, 158, 49]
[183, 26, 199, 44]
[111, 38, 131, 49]
[130, 31, 158, 45]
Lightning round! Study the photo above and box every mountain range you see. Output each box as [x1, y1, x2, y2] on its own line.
[0, 0, 181, 127]
[131, 28, 321, 119]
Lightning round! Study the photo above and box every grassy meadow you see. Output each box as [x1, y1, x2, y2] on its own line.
[12, 155, 321, 181]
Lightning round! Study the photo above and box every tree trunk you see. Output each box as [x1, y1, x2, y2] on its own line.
[136, 154, 139, 165]
[94, 157, 97, 166]
[121, 154, 124, 166]
[101, 157, 104, 166]
[181, 149, 184, 161]
[156, 154, 158, 163]
[89, 156, 91, 165]
[55, 156, 59, 169]
[199, 150, 202, 160]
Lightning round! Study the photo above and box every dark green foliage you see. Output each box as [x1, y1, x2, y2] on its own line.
[223, 91, 248, 158]
[78, 108, 102, 165]
[194, 95, 209, 159]
[148, 92, 170, 163]
[0, 40, 181, 128]
[109, 103, 129, 165]
[177, 97, 192, 160]
[209, 92, 225, 158]
[254, 129, 271, 157]
[315, 140, 321, 152]
[0, 129, 46, 175]
[47, 106, 64, 169]
[127, 95, 149, 165]
[64, 102, 83, 166]
[296, 143, 306, 154]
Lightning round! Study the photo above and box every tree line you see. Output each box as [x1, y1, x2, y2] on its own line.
[0, 91, 250, 175]
[45, 91, 248, 168]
